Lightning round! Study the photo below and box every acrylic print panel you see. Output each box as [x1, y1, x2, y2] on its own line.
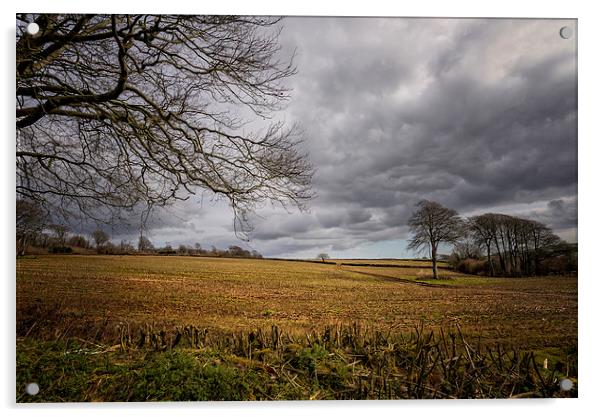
[16, 14, 577, 401]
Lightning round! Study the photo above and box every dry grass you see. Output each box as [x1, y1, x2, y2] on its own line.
[16, 255, 576, 351]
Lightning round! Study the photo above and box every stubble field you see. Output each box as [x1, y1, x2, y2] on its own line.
[16, 255, 578, 401]
[17, 255, 577, 346]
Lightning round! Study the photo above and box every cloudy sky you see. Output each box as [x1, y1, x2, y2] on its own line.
[99, 17, 577, 258]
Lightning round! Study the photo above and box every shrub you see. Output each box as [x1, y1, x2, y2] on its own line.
[455, 258, 489, 275]
[49, 246, 73, 254]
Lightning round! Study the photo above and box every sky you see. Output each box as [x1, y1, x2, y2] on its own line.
[83, 17, 577, 259]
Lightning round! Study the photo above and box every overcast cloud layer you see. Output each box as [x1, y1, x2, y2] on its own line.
[86, 17, 577, 258]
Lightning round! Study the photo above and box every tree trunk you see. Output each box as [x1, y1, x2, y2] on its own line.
[486, 243, 493, 276]
[16, 236, 27, 257]
[493, 236, 506, 276]
[431, 246, 439, 279]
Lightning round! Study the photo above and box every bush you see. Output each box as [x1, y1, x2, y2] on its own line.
[455, 258, 489, 275]
[49, 246, 73, 254]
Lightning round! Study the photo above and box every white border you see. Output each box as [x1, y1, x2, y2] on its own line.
[3, 1, 600, 416]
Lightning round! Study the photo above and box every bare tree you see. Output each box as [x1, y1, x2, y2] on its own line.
[468, 214, 497, 276]
[529, 220, 562, 274]
[138, 235, 154, 252]
[119, 240, 134, 254]
[92, 229, 109, 251]
[228, 245, 248, 257]
[16, 14, 313, 236]
[16, 199, 46, 256]
[452, 239, 482, 260]
[49, 224, 69, 246]
[316, 253, 330, 262]
[407, 200, 464, 279]
[465, 213, 563, 276]
[68, 234, 90, 248]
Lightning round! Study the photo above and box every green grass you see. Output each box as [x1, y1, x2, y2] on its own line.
[413, 275, 509, 286]
[17, 339, 277, 402]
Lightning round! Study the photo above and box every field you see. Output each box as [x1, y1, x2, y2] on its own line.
[16, 255, 578, 401]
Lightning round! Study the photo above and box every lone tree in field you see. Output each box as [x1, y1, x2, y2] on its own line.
[407, 200, 464, 279]
[92, 229, 110, 252]
[317, 253, 330, 262]
[16, 14, 312, 235]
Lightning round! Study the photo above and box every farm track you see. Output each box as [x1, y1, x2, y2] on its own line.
[273, 258, 453, 270]
[344, 267, 577, 299]
[344, 268, 455, 288]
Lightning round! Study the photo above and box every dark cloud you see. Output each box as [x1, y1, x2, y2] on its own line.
[532, 197, 578, 232]
[78, 17, 576, 257]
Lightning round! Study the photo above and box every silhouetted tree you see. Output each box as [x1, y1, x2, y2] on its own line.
[463, 213, 564, 276]
[317, 253, 330, 262]
[407, 200, 464, 279]
[467, 214, 497, 275]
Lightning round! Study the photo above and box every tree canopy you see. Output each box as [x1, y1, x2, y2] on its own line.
[466, 213, 563, 276]
[16, 14, 313, 236]
[407, 200, 464, 279]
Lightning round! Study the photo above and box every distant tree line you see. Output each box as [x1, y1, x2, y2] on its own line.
[407, 200, 577, 278]
[16, 199, 262, 259]
[452, 213, 576, 276]
[149, 241, 262, 259]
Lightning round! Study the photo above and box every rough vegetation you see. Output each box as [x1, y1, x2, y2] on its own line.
[17, 323, 576, 401]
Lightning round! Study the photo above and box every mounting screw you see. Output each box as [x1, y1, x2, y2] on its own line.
[25, 382, 40, 396]
[26, 22, 40, 36]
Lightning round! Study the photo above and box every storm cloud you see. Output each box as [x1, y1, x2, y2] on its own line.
[99, 17, 578, 258]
